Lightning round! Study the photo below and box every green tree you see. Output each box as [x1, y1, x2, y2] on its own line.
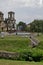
[30, 20, 43, 33]
[17, 21, 27, 31]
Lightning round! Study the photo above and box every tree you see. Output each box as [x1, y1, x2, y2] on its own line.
[30, 19, 43, 33]
[17, 21, 27, 31]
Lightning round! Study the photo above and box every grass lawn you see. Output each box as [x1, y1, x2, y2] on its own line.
[36, 34, 43, 41]
[0, 59, 43, 65]
[0, 34, 43, 52]
[0, 35, 30, 52]
[0, 34, 43, 62]
[36, 34, 43, 49]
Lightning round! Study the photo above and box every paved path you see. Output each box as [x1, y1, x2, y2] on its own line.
[28, 34, 40, 47]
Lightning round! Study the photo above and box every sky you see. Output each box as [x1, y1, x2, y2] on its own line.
[0, 0, 43, 24]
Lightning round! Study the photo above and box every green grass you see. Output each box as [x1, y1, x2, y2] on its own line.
[0, 59, 43, 65]
[36, 34, 43, 49]
[0, 34, 43, 52]
[36, 34, 43, 41]
[0, 35, 30, 52]
[0, 34, 43, 61]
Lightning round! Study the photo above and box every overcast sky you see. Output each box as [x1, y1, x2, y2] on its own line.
[0, 0, 43, 24]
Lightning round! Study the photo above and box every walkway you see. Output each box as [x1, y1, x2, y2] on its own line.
[29, 33, 40, 47]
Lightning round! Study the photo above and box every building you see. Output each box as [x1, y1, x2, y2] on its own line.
[7, 11, 16, 31]
[0, 11, 16, 32]
[27, 24, 30, 28]
[0, 11, 5, 31]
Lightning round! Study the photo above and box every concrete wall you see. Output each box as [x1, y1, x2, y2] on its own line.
[0, 51, 19, 60]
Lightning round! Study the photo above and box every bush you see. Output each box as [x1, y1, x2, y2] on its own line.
[17, 49, 43, 61]
[0, 49, 43, 62]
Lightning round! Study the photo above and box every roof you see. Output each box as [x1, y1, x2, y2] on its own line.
[0, 11, 3, 15]
[8, 11, 15, 14]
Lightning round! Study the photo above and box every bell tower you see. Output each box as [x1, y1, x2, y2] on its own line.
[0, 11, 4, 31]
[8, 11, 16, 31]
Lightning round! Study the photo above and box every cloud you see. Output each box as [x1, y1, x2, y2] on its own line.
[12, 0, 43, 7]
[0, 0, 43, 8]
[0, 0, 43, 23]
[39, 0, 42, 5]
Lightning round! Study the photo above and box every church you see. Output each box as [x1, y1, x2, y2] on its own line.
[0, 11, 16, 32]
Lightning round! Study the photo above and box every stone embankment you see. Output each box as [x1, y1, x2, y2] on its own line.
[29, 34, 40, 47]
[0, 51, 19, 59]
